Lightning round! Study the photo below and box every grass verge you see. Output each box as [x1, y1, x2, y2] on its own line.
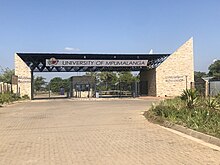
[0, 93, 29, 106]
[144, 91, 220, 139]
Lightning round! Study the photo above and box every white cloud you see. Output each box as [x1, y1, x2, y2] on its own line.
[64, 47, 80, 51]
[213, 59, 217, 63]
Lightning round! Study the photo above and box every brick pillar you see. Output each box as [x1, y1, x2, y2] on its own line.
[205, 80, 209, 97]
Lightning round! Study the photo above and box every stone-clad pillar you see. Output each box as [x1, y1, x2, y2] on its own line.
[155, 38, 194, 97]
[139, 69, 156, 96]
[139, 38, 194, 97]
[14, 53, 32, 98]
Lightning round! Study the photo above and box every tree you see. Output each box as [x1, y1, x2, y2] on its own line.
[34, 76, 46, 91]
[85, 72, 98, 78]
[62, 78, 71, 92]
[118, 71, 136, 83]
[85, 71, 140, 91]
[48, 77, 63, 93]
[118, 71, 139, 91]
[48, 77, 70, 93]
[98, 72, 118, 84]
[194, 71, 207, 80]
[208, 60, 220, 79]
[0, 67, 15, 83]
[94, 72, 117, 91]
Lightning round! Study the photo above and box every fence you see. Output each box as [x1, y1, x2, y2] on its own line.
[194, 81, 206, 96]
[193, 80, 220, 97]
[33, 81, 69, 99]
[96, 81, 138, 98]
[209, 81, 220, 96]
[0, 82, 12, 94]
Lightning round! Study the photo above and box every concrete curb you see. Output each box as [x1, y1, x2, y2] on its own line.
[69, 98, 141, 101]
[161, 121, 220, 147]
[0, 100, 30, 108]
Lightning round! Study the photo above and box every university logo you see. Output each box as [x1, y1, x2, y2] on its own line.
[48, 58, 59, 66]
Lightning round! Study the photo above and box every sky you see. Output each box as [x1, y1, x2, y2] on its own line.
[0, 0, 220, 80]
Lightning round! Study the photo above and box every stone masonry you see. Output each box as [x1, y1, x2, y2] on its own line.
[140, 69, 156, 96]
[140, 38, 194, 97]
[14, 53, 32, 98]
[156, 38, 194, 96]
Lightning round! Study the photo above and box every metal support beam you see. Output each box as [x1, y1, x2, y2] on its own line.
[31, 70, 34, 100]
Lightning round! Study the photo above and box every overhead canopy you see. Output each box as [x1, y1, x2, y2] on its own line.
[17, 53, 170, 72]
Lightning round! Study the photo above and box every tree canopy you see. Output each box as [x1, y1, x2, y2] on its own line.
[118, 71, 137, 83]
[85, 71, 139, 84]
[98, 72, 118, 84]
[48, 77, 70, 93]
[208, 60, 220, 79]
[194, 71, 207, 80]
[34, 76, 46, 91]
[0, 67, 15, 83]
[85, 71, 139, 91]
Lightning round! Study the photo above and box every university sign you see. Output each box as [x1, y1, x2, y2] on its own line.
[46, 58, 148, 67]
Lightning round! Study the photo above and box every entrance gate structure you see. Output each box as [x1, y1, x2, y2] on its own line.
[13, 38, 194, 99]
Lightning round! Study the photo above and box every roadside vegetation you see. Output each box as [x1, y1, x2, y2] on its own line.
[0, 93, 29, 106]
[144, 89, 220, 138]
[0, 66, 29, 106]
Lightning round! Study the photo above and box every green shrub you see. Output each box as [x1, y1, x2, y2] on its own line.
[0, 93, 11, 104]
[216, 93, 220, 105]
[144, 90, 220, 138]
[181, 89, 199, 108]
[0, 94, 4, 105]
[205, 96, 219, 109]
[13, 94, 21, 101]
[21, 95, 30, 100]
[0, 93, 22, 105]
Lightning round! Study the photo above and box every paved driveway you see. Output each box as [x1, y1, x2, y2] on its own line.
[0, 99, 220, 165]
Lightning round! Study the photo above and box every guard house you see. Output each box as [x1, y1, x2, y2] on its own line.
[13, 38, 194, 99]
[70, 76, 95, 98]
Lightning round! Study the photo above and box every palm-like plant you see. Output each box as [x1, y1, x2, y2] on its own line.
[206, 96, 219, 109]
[181, 89, 198, 108]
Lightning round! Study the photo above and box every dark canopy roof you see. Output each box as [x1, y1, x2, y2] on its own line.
[17, 53, 170, 72]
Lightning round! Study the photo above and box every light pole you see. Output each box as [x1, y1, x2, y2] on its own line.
[185, 75, 188, 89]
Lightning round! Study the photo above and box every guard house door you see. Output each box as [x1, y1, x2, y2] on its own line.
[140, 81, 148, 96]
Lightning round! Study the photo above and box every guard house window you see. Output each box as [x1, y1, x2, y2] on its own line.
[75, 84, 90, 91]
[75, 84, 81, 91]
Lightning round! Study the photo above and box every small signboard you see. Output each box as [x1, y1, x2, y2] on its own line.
[11, 75, 18, 85]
